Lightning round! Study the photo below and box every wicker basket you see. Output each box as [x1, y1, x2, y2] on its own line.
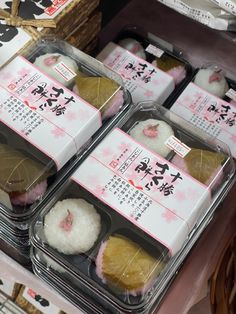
[66, 11, 102, 51]
[210, 234, 236, 314]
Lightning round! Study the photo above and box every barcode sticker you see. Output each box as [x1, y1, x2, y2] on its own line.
[53, 62, 77, 81]
[145, 44, 164, 58]
[165, 135, 191, 157]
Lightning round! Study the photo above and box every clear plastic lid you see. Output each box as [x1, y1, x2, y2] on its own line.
[170, 63, 236, 159]
[0, 38, 131, 226]
[97, 27, 194, 105]
[31, 247, 108, 314]
[30, 102, 235, 313]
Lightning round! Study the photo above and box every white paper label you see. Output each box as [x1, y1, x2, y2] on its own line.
[53, 62, 77, 82]
[145, 44, 164, 58]
[171, 82, 236, 158]
[74, 128, 211, 255]
[0, 56, 102, 170]
[158, 0, 229, 30]
[165, 135, 191, 157]
[0, 278, 15, 297]
[0, 22, 32, 68]
[211, 0, 236, 15]
[97, 42, 174, 104]
[22, 287, 60, 314]
[0, 0, 74, 19]
[226, 88, 236, 102]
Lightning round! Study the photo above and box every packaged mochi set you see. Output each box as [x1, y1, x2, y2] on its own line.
[170, 64, 236, 160]
[0, 38, 131, 230]
[0, 38, 132, 266]
[97, 28, 193, 105]
[30, 103, 235, 313]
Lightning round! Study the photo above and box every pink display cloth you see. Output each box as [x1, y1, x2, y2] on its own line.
[0, 251, 81, 314]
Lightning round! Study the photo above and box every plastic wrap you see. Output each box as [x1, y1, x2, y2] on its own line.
[170, 63, 236, 160]
[0, 38, 131, 230]
[158, 0, 236, 30]
[97, 28, 193, 105]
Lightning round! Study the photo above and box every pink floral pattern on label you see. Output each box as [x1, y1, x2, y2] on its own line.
[73, 128, 211, 255]
[172, 82, 236, 158]
[97, 42, 174, 104]
[0, 56, 102, 170]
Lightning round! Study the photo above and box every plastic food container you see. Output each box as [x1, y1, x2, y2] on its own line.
[97, 27, 193, 105]
[30, 103, 235, 313]
[170, 63, 236, 160]
[31, 247, 105, 314]
[0, 38, 132, 230]
[0, 233, 30, 266]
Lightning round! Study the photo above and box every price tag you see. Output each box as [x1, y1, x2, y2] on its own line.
[145, 44, 164, 58]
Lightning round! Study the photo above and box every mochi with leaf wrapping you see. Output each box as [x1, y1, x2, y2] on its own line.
[0, 144, 51, 207]
[73, 76, 124, 119]
[96, 235, 165, 296]
[152, 54, 186, 85]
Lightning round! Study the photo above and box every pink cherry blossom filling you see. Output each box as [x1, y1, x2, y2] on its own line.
[209, 71, 222, 84]
[130, 42, 141, 54]
[44, 55, 60, 66]
[143, 124, 159, 138]
[59, 210, 73, 232]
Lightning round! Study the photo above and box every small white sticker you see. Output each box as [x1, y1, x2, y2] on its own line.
[0, 278, 15, 297]
[145, 44, 164, 58]
[225, 88, 236, 102]
[22, 287, 60, 314]
[165, 135, 191, 157]
[53, 62, 77, 82]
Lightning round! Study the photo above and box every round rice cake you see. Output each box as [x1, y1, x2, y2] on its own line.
[34, 53, 78, 87]
[194, 68, 229, 98]
[129, 119, 174, 157]
[44, 198, 101, 255]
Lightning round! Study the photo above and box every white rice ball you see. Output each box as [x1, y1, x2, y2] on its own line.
[194, 68, 229, 98]
[129, 119, 174, 158]
[34, 53, 78, 87]
[118, 38, 146, 60]
[44, 198, 101, 255]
